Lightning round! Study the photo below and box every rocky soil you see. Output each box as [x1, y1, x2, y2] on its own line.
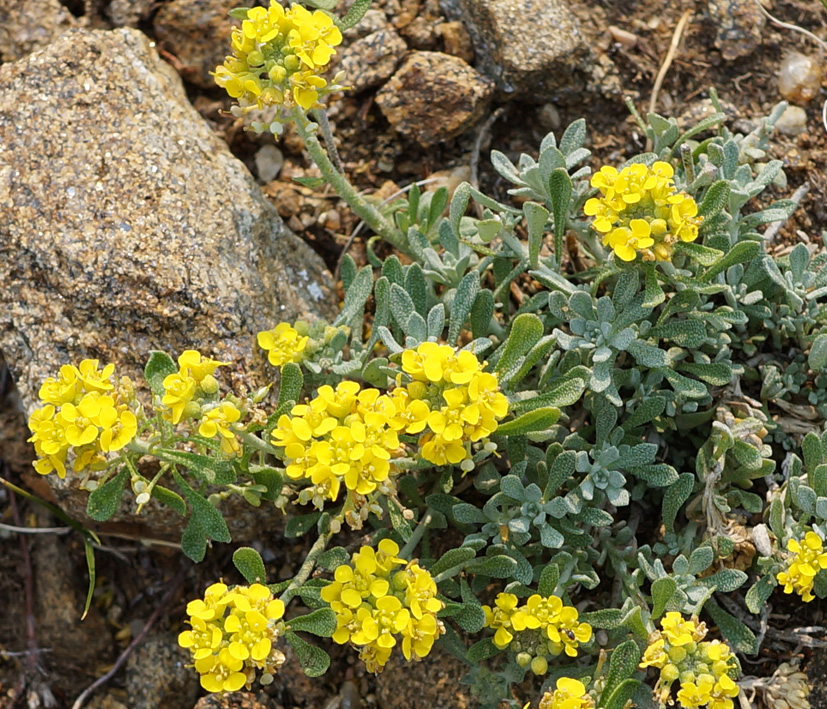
[0, 0, 826, 707]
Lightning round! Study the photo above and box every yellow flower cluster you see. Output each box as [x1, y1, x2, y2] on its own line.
[777, 530, 827, 602]
[482, 592, 592, 673]
[161, 350, 243, 455]
[178, 582, 286, 693]
[640, 613, 740, 709]
[398, 342, 509, 467]
[257, 322, 308, 369]
[320, 540, 445, 673]
[214, 1, 343, 114]
[272, 380, 401, 506]
[532, 677, 595, 709]
[584, 161, 702, 262]
[28, 360, 137, 479]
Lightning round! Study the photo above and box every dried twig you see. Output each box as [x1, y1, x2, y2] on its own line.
[70, 562, 190, 709]
[646, 10, 692, 151]
[752, 0, 827, 52]
[470, 107, 506, 195]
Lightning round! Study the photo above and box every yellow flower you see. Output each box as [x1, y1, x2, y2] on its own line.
[199, 401, 242, 455]
[537, 677, 595, 709]
[257, 322, 309, 368]
[215, 1, 343, 118]
[323, 542, 443, 672]
[178, 350, 228, 383]
[483, 593, 519, 649]
[585, 160, 702, 262]
[777, 530, 827, 602]
[179, 582, 286, 693]
[162, 371, 197, 424]
[547, 605, 592, 657]
[38, 364, 81, 405]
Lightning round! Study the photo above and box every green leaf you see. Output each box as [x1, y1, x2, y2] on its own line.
[465, 555, 518, 578]
[624, 396, 666, 429]
[337, 0, 372, 29]
[745, 575, 775, 614]
[174, 470, 231, 547]
[524, 201, 549, 269]
[278, 362, 304, 407]
[86, 468, 129, 522]
[651, 577, 678, 619]
[286, 512, 321, 538]
[228, 7, 253, 20]
[470, 289, 495, 338]
[497, 407, 560, 436]
[284, 631, 331, 677]
[289, 608, 337, 637]
[495, 313, 544, 377]
[430, 547, 477, 577]
[548, 169, 572, 267]
[603, 679, 642, 709]
[688, 546, 715, 575]
[388, 502, 412, 541]
[292, 175, 326, 188]
[663, 473, 694, 531]
[233, 547, 267, 584]
[81, 538, 96, 621]
[454, 603, 486, 633]
[339, 266, 374, 322]
[674, 241, 724, 266]
[182, 514, 207, 562]
[630, 464, 678, 487]
[698, 180, 731, 221]
[579, 608, 624, 629]
[545, 450, 576, 497]
[643, 263, 665, 307]
[697, 568, 747, 592]
[249, 465, 284, 501]
[538, 563, 560, 597]
[318, 547, 350, 571]
[155, 449, 235, 486]
[604, 640, 641, 697]
[448, 271, 480, 344]
[701, 241, 761, 282]
[151, 485, 186, 515]
[450, 182, 471, 235]
[809, 334, 827, 372]
[466, 637, 501, 663]
[144, 352, 177, 396]
[626, 340, 668, 368]
[704, 601, 757, 654]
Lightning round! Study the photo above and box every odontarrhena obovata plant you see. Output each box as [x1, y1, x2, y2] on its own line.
[25, 1, 827, 706]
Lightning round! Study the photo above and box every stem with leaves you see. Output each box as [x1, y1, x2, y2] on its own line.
[290, 106, 409, 255]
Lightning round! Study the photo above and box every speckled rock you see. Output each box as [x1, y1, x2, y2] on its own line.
[0, 0, 76, 62]
[153, 0, 237, 88]
[438, 0, 601, 102]
[338, 27, 408, 94]
[107, 0, 156, 28]
[375, 51, 494, 145]
[0, 28, 334, 531]
[125, 632, 199, 709]
[708, 0, 765, 61]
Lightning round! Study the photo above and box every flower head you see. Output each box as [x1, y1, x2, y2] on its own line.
[777, 530, 827, 602]
[584, 161, 702, 262]
[258, 322, 309, 368]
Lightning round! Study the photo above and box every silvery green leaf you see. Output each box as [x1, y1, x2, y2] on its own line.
[426, 303, 445, 340]
[627, 340, 668, 368]
[607, 487, 630, 506]
[688, 545, 715, 575]
[609, 327, 636, 351]
[508, 517, 530, 534]
[500, 475, 525, 500]
[569, 290, 596, 319]
[547, 498, 568, 519]
[593, 345, 613, 363]
[591, 360, 612, 392]
[448, 271, 479, 343]
[540, 524, 564, 548]
[596, 295, 615, 322]
[525, 483, 543, 503]
[809, 334, 827, 372]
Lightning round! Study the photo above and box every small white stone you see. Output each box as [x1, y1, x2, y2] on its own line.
[775, 105, 808, 136]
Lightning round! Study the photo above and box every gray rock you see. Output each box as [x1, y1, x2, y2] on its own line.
[153, 0, 237, 88]
[375, 51, 494, 146]
[0, 28, 334, 531]
[708, 0, 765, 61]
[0, 0, 76, 62]
[126, 632, 199, 709]
[439, 0, 606, 102]
[338, 27, 408, 94]
[107, 0, 156, 27]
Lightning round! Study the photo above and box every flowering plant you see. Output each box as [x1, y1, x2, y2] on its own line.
[23, 2, 827, 707]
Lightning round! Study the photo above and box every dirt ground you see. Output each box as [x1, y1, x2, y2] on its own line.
[1, 0, 827, 707]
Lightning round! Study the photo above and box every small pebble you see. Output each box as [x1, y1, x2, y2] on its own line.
[778, 51, 822, 105]
[537, 103, 561, 131]
[775, 105, 808, 136]
[608, 25, 639, 48]
[255, 144, 285, 183]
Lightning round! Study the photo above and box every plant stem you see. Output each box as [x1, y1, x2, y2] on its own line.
[239, 431, 279, 456]
[279, 527, 334, 604]
[311, 108, 343, 174]
[399, 508, 434, 560]
[291, 106, 409, 255]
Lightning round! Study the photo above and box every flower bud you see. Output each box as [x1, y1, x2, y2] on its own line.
[516, 652, 532, 667]
[530, 656, 548, 675]
[199, 375, 220, 395]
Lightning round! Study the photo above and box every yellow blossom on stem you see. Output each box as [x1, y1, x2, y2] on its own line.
[199, 402, 242, 455]
[777, 530, 827, 602]
[257, 322, 309, 368]
[584, 160, 702, 263]
[322, 541, 444, 673]
[179, 582, 287, 693]
[536, 677, 595, 709]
